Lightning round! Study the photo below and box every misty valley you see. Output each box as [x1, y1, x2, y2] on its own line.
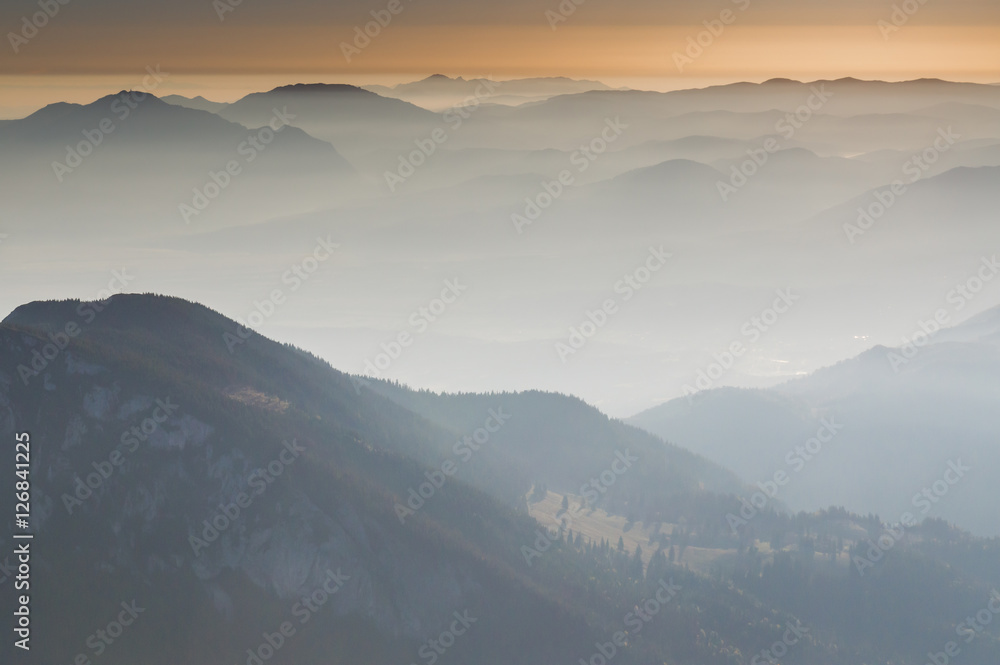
[2, 69, 1000, 665]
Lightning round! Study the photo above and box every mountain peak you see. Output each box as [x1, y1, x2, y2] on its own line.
[109, 89, 162, 100]
[3, 294, 216, 334]
[267, 82, 369, 95]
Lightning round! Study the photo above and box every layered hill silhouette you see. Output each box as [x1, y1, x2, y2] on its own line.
[2, 294, 1000, 665]
[218, 84, 439, 161]
[629, 304, 1000, 536]
[0, 91, 354, 234]
[364, 74, 615, 110]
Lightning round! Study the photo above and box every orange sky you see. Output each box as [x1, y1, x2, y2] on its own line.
[1, 21, 998, 117]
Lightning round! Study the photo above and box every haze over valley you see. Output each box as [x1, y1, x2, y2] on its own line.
[2, 1, 999, 663]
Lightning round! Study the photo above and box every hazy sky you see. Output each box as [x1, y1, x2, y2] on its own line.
[1, 0, 998, 114]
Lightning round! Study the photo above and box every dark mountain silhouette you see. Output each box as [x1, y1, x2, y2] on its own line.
[2, 294, 999, 665]
[219, 83, 439, 160]
[161, 94, 231, 113]
[0, 91, 354, 235]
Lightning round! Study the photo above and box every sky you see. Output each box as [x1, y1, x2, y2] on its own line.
[1, 0, 998, 114]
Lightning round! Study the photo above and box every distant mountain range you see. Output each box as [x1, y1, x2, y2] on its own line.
[628, 304, 1000, 536]
[217, 83, 439, 161]
[3, 76, 1000, 416]
[363, 74, 617, 110]
[0, 91, 353, 234]
[161, 94, 231, 114]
